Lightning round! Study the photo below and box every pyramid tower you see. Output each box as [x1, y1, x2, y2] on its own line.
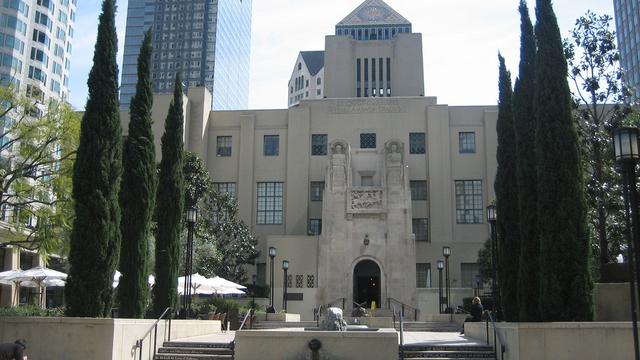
[337, 0, 411, 27]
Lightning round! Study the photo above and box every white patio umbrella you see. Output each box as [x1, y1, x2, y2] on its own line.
[177, 273, 216, 294]
[8, 266, 67, 308]
[113, 271, 156, 288]
[209, 276, 247, 290]
[215, 286, 245, 296]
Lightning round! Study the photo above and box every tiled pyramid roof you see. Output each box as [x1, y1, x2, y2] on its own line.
[337, 0, 411, 27]
[301, 51, 325, 76]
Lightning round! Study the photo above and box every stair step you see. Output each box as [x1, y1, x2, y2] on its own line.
[162, 342, 233, 349]
[402, 346, 493, 352]
[158, 347, 233, 355]
[154, 354, 232, 360]
[401, 351, 495, 359]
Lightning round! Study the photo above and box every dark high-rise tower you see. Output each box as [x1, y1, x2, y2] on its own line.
[120, 0, 252, 110]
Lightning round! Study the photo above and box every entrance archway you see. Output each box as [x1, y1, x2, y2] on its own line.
[353, 259, 381, 309]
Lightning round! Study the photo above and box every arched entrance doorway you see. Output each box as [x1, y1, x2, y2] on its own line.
[353, 260, 381, 309]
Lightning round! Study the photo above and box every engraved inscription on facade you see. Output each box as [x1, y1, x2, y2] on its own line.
[328, 99, 404, 114]
[350, 189, 384, 211]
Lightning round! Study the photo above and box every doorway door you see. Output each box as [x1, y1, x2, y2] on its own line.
[353, 259, 381, 309]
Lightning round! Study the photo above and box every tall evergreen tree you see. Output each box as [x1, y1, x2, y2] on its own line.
[534, 0, 593, 321]
[513, 1, 541, 322]
[65, 0, 122, 317]
[152, 74, 185, 317]
[117, 29, 156, 318]
[495, 54, 519, 322]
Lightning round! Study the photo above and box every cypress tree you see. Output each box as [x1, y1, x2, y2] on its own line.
[534, 0, 593, 321]
[117, 29, 156, 318]
[65, 0, 122, 317]
[514, 1, 540, 322]
[152, 74, 185, 317]
[495, 54, 519, 322]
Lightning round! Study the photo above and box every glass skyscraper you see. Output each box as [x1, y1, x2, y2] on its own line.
[614, 0, 640, 98]
[120, 0, 252, 110]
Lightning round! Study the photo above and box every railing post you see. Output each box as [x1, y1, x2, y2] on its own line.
[485, 319, 489, 344]
[138, 340, 143, 360]
[168, 313, 172, 342]
[153, 324, 158, 358]
[342, 298, 345, 310]
[414, 309, 417, 321]
[401, 304, 405, 318]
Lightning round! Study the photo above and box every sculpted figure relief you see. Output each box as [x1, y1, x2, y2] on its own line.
[330, 141, 348, 188]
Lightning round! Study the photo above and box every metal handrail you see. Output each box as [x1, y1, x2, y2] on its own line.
[396, 305, 405, 360]
[135, 307, 173, 360]
[387, 297, 419, 321]
[485, 310, 506, 360]
[238, 309, 253, 331]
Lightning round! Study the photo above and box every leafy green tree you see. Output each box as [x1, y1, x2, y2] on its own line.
[182, 152, 258, 283]
[0, 86, 79, 256]
[66, 0, 122, 317]
[534, 0, 593, 321]
[565, 11, 629, 277]
[514, 0, 541, 322]
[495, 54, 519, 322]
[152, 74, 185, 317]
[118, 29, 156, 318]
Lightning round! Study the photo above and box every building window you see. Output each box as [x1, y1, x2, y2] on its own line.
[410, 132, 426, 154]
[310, 182, 324, 201]
[410, 181, 427, 200]
[263, 135, 279, 156]
[311, 134, 327, 155]
[317, 77, 321, 85]
[213, 182, 236, 199]
[309, 219, 322, 235]
[360, 133, 376, 149]
[296, 275, 303, 288]
[459, 132, 476, 153]
[416, 263, 431, 288]
[256, 182, 283, 225]
[412, 218, 429, 241]
[317, 89, 321, 96]
[455, 180, 483, 224]
[216, 136, 232, 157]
[307, 275, 315, 288]
[461, 263, 481, 288]
[298, 62, 301, 70]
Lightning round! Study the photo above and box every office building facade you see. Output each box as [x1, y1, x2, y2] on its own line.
[120, 0, 252, 110]
[0, 0, 76, 102]
[614, 0, 640, 97]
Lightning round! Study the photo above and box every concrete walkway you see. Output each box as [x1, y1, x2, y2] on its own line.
[173, 329, 487, 347]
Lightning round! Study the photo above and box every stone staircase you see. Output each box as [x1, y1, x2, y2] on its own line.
[396, 321, 462, 332]
[250, 320, 320, 330]
[154, 341, 234, 360]
[399, 344, 496, 359]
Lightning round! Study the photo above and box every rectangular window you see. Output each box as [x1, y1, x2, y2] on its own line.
[459, 132, 476, 153]
[412, 218, 429, 242]
[263, 135, 279, 156]
[213, 182, 236, 199]
[360, 133, 376, 149]
[386, 57, 391, 96]
[310, 181, 324, 201]
[461, 263, 481, 288]
[410, 181, 427, 200]
[309, 219, 322, 235]
[216, 136, 231, 157]
[409, 132, 426, 154]
[364, 58, 369, 97]
[416, 263, 431, 288]
[455, 180, 483, 224]
[356, 58, 361, 98]
[311, 134, 327, 155]
[256, 182, 283, 225]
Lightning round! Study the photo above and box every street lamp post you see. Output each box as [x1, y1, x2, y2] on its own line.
[282, 260, 289, 313]
[486, 204, 499, 318]
[437, 260, 444, 314]
[268, 246, 277, 313]
[613, 127, 640, 360]
[183, 207, 197, 319]
[443, 246, 451, 313]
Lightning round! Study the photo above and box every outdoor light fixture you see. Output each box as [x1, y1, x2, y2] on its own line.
[487, 204, 500, 320]
[363, 234, 370, 246]
[437, 259, 445, 314]
[486, 204, 497, 223]
[182, 207, 198, 318]
[282, 260, 290, 313]
[442, 246, 451, 314]
[268, 246, 277, 313]
[614, 127, 640, 162]
[613, 127, 640, 360]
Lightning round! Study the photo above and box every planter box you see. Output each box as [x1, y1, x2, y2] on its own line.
[0, 317, 221, 360]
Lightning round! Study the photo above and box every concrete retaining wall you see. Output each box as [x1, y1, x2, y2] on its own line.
[465, 321, 633, 360]
[234, 329, 398, 360]
[0, 317, 221, 360]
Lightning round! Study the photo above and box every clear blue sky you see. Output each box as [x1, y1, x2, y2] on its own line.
[68, 0, 615, 111]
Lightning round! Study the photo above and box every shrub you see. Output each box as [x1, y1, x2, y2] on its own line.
[0, 305, 64, 317]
